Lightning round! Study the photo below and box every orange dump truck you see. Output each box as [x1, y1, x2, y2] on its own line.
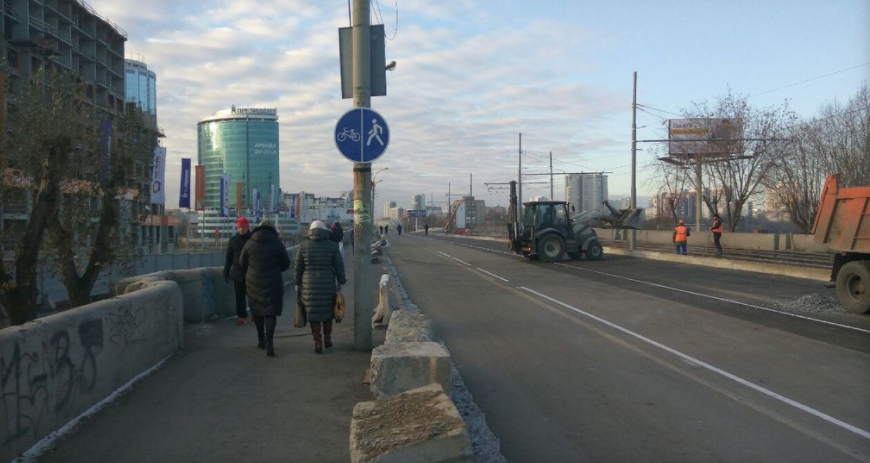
[811, 174, 870, 314]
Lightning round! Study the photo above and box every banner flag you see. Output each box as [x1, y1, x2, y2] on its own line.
[220, 173, 230, 217]
[151, 147, 166, 205]
[179, 158, 191, 209]
[194, 165, 205, 211]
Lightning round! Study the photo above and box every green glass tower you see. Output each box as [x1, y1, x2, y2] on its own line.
[197, 107, 279, 213]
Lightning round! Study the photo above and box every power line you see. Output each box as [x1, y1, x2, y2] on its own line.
[749, 62, 870, 99]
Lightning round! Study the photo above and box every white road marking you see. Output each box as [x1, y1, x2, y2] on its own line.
[476, 268, 509, 282]
[522, 286, 870, 441]
[557, 262, 870, 335]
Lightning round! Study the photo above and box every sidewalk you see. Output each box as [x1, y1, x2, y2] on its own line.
[30, 250, 384, 463]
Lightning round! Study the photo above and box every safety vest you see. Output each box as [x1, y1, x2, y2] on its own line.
[711, 218, 723, 233]
[674, 225, 688, 243]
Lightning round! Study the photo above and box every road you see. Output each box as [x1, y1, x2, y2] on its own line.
[385, 233, 870, 463]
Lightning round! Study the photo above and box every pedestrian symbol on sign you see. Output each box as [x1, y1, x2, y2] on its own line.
[367, 119, 385, 146]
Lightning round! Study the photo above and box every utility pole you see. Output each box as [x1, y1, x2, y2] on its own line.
[549, 151, 554, 200]
[630, 72, 638, 250]
[351, 0, 372, 350]
[518, 133, 523, 224]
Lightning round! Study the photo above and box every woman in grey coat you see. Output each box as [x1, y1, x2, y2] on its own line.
[293, 220, 347, 353]
[240, 220, 290, 357]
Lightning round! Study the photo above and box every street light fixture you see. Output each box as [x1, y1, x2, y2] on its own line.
[371, 167, 389, 215]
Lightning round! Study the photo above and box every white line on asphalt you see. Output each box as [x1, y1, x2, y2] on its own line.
[476, 268, 509, 282]
[521, 286, 870, 441]
[557, 263, 870, 335]
[452, 257, 471, 266]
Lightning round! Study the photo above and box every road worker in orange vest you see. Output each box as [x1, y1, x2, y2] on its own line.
[673, 219, 690, 255]
[710, 213, 724, 257]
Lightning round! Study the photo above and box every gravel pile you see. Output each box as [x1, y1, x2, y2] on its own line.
[774, 292, 845, 314]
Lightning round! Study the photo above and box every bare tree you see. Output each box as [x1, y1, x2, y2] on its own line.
[684, 90, 798, 232]
[760, 83, 869, 232]
[46, 108, 152, 307]
[644, 149, 694, 225]
[808, 82, 870, 188]
[0, 67, 152, 325]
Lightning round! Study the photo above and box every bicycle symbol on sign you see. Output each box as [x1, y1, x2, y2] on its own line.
[336, 127, 361, 142]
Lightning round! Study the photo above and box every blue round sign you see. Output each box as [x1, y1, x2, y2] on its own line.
[334, 108, 390, 163]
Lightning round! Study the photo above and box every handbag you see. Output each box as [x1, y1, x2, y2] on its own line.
[333, 292, 346, 323]
[294, 290, 307, 328]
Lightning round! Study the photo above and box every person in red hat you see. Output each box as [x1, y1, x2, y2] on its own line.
[224, 216, 252, 325]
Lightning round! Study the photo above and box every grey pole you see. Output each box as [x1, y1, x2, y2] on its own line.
[518, 133, 523, 224]
[351, 0, 372, 350]
[549, 151, 554, 199]
[631, 72, 637, 250]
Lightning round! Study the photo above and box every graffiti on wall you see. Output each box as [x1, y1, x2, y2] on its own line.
[1, 318, 104, 450]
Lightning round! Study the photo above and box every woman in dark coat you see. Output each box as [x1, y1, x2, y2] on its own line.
[240, 220, 290, 357]
[293, 220, 347, 353]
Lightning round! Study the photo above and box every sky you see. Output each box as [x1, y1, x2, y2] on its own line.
[86, 0, 870, 211]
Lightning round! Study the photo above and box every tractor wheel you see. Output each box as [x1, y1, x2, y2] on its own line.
[585, 241, 603, 261]
[538, 234, 566, 262]
[835, 261, 870, 314]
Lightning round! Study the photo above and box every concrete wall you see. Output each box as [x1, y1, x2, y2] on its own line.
[594, 229, 832, 253]
[115, 246, 299, 323]
[0, 280, 184, 463]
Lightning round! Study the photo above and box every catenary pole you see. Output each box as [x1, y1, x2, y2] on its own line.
[518, 133, 523, 224]
[631, 72, 637, 250]
[351, 0, 372, 350]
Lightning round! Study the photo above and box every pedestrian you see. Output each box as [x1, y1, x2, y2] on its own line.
[293, 220, 347, 354]
[384, 224, 389, 235]
[239, 219, 291, 357]
[711, 213, 724, 256]
[330, 221, 344, 256]
[424, 224, 429, 235]
[673, 219, 690, 255]
[223, 217, 252, 326]
[396, 224, 402, 235]
[379, 225, 384, 235]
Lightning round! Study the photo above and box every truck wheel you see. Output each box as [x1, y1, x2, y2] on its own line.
[538, 234, 566, 262]
[836, 261, 870, 314]
[585, 241, 603, 261]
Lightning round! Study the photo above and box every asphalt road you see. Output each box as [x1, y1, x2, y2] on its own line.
[386, 234, 870, 463]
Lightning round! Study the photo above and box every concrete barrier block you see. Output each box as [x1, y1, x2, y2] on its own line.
[0, 281, 183, 463]
[384, 311, 436, 344]
[370, 342, 451, 398]
[350, 383, 473, 463]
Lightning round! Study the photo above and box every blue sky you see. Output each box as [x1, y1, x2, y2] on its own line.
[87, 0, 870, 210]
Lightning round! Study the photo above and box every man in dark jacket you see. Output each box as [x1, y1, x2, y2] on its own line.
[223, 217, 252, 325]
[240, 220, 291, 357]
[329, 221, 344, 257]
[293, 220, 347, 354]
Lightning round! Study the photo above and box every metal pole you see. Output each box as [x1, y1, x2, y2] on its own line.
[695, 157, 703, 231]
[518, 133, 523, 224]
[549, 151, 554, 199]
[630, 72, 637, 250]
[351, 0, 373, 350]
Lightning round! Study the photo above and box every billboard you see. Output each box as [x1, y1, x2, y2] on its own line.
[668, 118, 743, 157]
[406, 210, 427, 218]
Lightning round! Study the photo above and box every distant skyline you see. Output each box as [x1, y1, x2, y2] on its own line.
[89, 0, 870, 210]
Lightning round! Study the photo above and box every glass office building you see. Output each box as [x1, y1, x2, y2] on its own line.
[197, 107, 279, 212]
[125, 59, 157, 117]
